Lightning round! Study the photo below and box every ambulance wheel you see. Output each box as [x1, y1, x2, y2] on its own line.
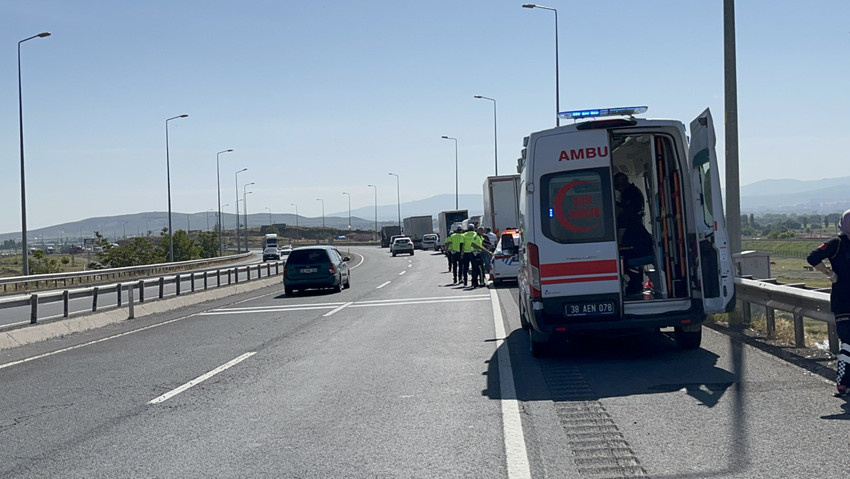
[518, 296, 530, 331]
[674, 327, 702, 349]
[529, 330, 549, 357]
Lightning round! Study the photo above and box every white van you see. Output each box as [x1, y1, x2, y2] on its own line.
[517, 107, 734, 356]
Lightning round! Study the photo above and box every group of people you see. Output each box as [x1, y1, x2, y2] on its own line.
[444, 224, 497, 289]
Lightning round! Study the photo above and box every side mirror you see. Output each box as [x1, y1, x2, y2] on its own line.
[343, 256, 350, 262]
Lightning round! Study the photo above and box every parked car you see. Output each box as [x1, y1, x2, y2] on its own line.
[421, 233, 439, 251]
[283, 246, 351, 296]
[263, 247, 281, 261]
[390, 237, 414, 256]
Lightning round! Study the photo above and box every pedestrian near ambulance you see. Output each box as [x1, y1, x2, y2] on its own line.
[807, 208, 850, 398]
[460, 224, 479, 287]
[446, 226, 464, 283]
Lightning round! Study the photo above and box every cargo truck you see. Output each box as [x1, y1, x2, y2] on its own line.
[437, 210, 468, 251]
[482, 174, 520, 234]
[380, 225, 402, 248]
[402, 215, 433, 249]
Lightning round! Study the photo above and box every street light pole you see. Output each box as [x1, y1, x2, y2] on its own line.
[388, 173, 400, 228]
[316, 199, 325, 229]
[234, 168, 247, 253]
[291, 203, 299, 228]
[474, 95, 498, 175]
[216, 148, 233, 256]
[243, 182, 254, 253]
[522, 4, 560, 126]
[367, 184, 377, 241]
[265, 207, 272, 226]
[18, 31, 51, 275]
[441, 136, 458, 209]
[342, 192, 351, 230]
[165, 114, 189, 263]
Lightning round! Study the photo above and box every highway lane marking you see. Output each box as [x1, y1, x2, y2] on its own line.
[376, 281, 391, 289]
[399, 270, 406, 276]
[490, 286, 531, 479]
[323, 301, 353, 317]
[148, 352, 256, 405]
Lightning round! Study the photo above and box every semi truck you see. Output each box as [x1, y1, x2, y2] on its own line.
[380, 225, 402, 248]
[263, 233, 278, 249]
[402, 215, 433, 249]
[482, 174, 520, 234]
[437, 209, 468, 251]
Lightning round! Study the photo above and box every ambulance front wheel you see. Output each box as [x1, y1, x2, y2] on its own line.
[674, 326, 702, 349]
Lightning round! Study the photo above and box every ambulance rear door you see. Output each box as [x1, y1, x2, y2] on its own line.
[531, 128, 621, 319]
[688, 108, 735, 313]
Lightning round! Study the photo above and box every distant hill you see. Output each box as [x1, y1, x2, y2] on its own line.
[737, 176, 850, 214]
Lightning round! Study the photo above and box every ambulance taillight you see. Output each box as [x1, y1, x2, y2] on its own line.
[527, 242, 542, 299]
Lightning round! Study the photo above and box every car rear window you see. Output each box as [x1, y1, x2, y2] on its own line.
[540, 167, 615, 244]
[288, 249, 329, 264]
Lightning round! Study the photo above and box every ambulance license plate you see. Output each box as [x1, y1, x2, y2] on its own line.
[565, 300, 615, 318]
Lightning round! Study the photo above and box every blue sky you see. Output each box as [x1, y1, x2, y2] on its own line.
[1, 0, 847, 234]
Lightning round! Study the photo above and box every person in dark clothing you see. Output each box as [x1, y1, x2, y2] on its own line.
[615, 172, 650, 296]
[614, 172, 644, 227]
[807, 208, 850, 398]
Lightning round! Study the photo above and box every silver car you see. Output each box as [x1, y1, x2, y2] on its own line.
[390, 237, 414, 256]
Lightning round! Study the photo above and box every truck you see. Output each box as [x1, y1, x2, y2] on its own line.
[263, 233, 278, 249]
[380, 225, 402, 248]
[437, 209, 468, 251]
[402, 215, 433, 249]
[482, 174, 521, 234]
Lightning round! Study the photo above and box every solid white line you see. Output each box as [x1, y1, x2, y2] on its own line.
[212, 302, 345, 312]
[356, 294, 490, 304]
[376, 281, 391, 289]
[349, 297, 490, 308]
[398, 270, 406, 276]
[200, 305, 338, 315]
[323, 301, 353, 317]
[148, 352, 256, 404]
[490, 287, 531, 479]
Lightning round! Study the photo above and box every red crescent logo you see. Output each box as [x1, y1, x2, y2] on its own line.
[553, 180, 597, 233]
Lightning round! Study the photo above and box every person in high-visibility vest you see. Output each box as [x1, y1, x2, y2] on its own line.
[445, 226, 465, 284]
[460, 224, 478, 287]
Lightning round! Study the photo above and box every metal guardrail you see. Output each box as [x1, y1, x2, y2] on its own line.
[0, 260, 283, 328]
[734, 276, 838, 353]
[0, 253, 253, 294]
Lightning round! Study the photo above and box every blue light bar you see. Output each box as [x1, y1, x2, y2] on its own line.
[558, 106, 648, 120]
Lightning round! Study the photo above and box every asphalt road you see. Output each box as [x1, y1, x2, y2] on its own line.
[0, 245, 847, 478]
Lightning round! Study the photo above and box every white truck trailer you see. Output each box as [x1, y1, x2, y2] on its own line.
[437, 209, 468, 251]
[402, 215, 433, 249]
[482, 174, 520, 234]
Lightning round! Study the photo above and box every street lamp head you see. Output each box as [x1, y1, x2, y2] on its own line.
[224, 148, 233, 153]
[37, 32, 51, 38]
[474, 95, 482, 99]
[441, 135, 448, 139]
[179, 114, 188, 118]
[522, 4, 535, 8]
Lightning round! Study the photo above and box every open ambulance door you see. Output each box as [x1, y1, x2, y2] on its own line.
[688, 109, 735, 313]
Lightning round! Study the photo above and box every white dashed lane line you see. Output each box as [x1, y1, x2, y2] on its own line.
[376, 281, 391, 289]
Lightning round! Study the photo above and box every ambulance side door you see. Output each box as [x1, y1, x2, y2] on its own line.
[688, 108, 735, 313]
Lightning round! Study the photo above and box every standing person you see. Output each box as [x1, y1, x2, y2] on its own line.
[614, 172, 644, 227]
[446, 226, 464, 283]
[460, 224, 478, 287]
[807, 208, 850, 398]
[478, 227, 493, 279]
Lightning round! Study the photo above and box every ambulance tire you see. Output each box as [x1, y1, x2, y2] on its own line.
[529, 330, 549, 357]
[518, 295, 530, 331]
[674, 327, 702, 349]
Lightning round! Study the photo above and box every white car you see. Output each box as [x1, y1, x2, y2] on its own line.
[491, 229, 521, 284]
[279, 244, 293, 256]
[390, 237, 414, 256]
[421, 233, 439, 251]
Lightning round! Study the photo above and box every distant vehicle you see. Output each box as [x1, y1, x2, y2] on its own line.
[490, 229, 521, 285]
[380, 225, 402, 248]
[388, 235, 405, 252]
[390, 237, 414, 256]
[263, 247, 281, 261]
[263, 233, 278, 250]
[402, 215, 433, 249]
[421, 233, 439, 251]
[462, 215, 482, 231]
[284, 245, 351, 296]
[279, 244, 293, 256]
[437, 210, 468, 252]
[337, 235, 347, 240]
[482, 174, 521, 234]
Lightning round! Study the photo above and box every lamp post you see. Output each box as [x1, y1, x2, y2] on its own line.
[207, 209, 214, 231]
[216, 148, 233, 256]
[316, 198, 325, 229]
[522, 4, 560, 126]
[440, 136, 458, 209]
[18, 31, 51, 275]
[291, 203, 299, 228]
[165, 114, 189, 263]
[342, 192, 351, 230]
[474, 95, 498, 175]
[265, 207, 272, 226]
[243, 182, 254, 252]
[367, 184, 377, 241]
[234, 168, 247, 253]
[388, 173, 400, 228]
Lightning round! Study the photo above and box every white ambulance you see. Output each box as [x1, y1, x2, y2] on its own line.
[517, 106, 734, 356]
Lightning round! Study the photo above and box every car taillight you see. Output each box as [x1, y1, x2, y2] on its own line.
[329, 263, 335, 274]
[527, 242, 541, 299]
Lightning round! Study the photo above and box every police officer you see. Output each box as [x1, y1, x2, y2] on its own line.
[445, 226, 464, 283]
[460, 224, 478, 287]
[470, 227, 489, 288]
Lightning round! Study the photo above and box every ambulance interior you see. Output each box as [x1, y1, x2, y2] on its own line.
[610, 133, 689, 302]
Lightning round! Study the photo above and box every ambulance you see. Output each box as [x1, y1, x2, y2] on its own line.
[516, 106, 734, 356]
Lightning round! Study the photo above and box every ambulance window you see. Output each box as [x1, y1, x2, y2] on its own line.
[540, 168, 615, 244]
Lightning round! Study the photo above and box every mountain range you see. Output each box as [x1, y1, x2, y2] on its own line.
[4, 177, 850, 244]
